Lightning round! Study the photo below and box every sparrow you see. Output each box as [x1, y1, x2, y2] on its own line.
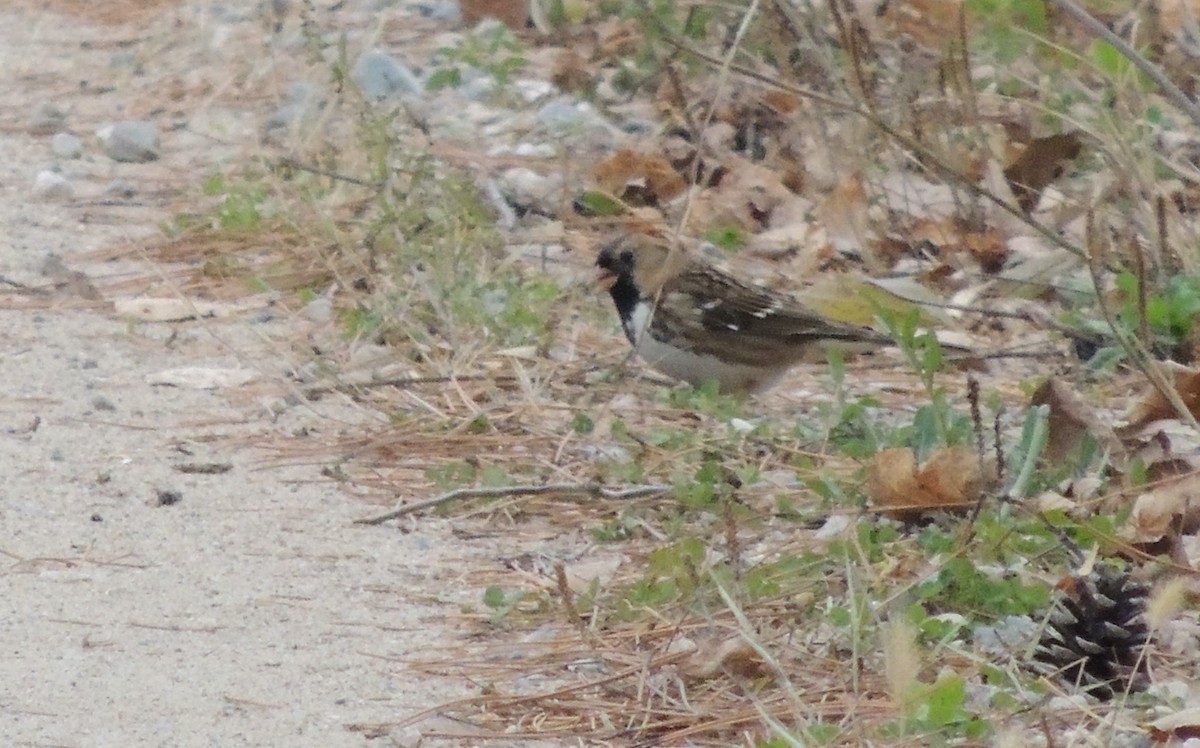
[594, 234, 897, 393]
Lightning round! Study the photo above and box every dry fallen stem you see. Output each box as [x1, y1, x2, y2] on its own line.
[355, 482, 672, 524]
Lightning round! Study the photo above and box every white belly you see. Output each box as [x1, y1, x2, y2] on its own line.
[625, 303, 784, 393]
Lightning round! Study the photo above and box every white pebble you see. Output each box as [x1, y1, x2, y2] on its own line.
[33, 170, 74, 200]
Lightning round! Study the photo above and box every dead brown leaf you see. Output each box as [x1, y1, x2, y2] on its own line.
[897, 218, 1009, 273]
[461, 0, 529, 29]
[1122, 366, 1200, 431]
[1031, 377, 1125, 466]
[685, 157, 800, 234]
[594, 19, 642, 58]
[1003, 132, 1082, 214]
[867, 446, 989, 520]
[550, 48, 594, 93]
[682, 638, 770, 681]
[1149, 707, 1200, 743]
[818, 174, 874, 263]
[962, 230, 1008, 273]
[593, 150, 687, 207]
[877, 0, 965, 50]
[1125, 471, 1200, 562]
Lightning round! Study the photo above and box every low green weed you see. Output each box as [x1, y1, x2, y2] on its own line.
[426, 21, 529, 91]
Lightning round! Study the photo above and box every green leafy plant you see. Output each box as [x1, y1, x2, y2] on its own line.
[426, 22, 529, 91]
[200, 173, 270, 232]
[915, 557, 1050, 619]
[1116, 271, 1200, 358]
[877, 309, 975, 458]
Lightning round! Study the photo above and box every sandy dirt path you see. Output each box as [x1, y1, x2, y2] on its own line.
[1, 5, 490, 746]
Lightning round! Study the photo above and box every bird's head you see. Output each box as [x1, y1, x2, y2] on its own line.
[594, 234, 684, 296]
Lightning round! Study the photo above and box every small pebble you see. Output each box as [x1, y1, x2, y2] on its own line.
[100, 120, 160, 163]
[294, 361, 323, 383]
[352, 50, 421, 101]
[108, 51, 141, 72]
[104, 180, 137, 198]
[497, 167, 561, 207]
[263, 396, 291, 416]
[459, 69, 496, 101]
[51, 132, 84, 159]
[303, 297, 333, 322]
[29, 103, 67, 134]
[512, 142, 556, 158]
[418, 0, 461, 22]
[33, 170, 74, 201]
[536, 99, 589, 129]
[91, 396, 116, 412]
[620, 119, 657, 135]
[155, 489, 182, 507]
[514, 79, 554, 103]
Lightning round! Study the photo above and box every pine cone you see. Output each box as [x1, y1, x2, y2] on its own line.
[1031, 566, 1150, 700]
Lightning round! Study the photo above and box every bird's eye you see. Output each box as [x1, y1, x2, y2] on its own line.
[619, 250, 633, 265]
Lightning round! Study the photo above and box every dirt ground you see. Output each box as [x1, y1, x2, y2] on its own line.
[1, 4, 504, 745]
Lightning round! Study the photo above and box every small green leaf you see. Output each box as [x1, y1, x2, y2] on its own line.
[482, 585, 507, 609]
[425, 67, 462, 91]
[573, 190, 628, 217]
[925, 674, 967, 726]
[1089, 40, 1128, 78]
[682, 5, 713, 39]
[828, 606, 851, 627]
[701, 225, 746, 251]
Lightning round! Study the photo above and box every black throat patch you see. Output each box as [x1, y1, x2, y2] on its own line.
[608, 274, 642, 345]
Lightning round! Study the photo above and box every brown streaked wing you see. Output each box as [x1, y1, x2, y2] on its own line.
[669, 265, 889, 345]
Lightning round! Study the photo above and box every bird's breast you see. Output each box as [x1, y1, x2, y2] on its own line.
[625, 301, 783, 393]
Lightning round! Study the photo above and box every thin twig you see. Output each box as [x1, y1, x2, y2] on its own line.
[0, 276, 49, 294]
[555, 563, 590, 639]
[1155, 194, 1170, 275]
[273, 156, 380, 187]
[355, 482, 671, 524]
[302, 374, 519, 398]
[1131, 233, 1150, 350]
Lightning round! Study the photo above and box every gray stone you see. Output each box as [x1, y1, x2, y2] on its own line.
[352, 50, 421, 102]
[109, 51, 140, 72]
[104, 180, 137, 198]
[459, 69, 496, 101]
[51, 132, 84, 159]
[620, 119, 657, 135]
[101, 121, 160, 163]
[497, 167, 562, 209]
[417, 0, 461, 22]
[512, 142, 556, 158]
[302, 298, 333, 323]
[514, 79, 554, 102]
[32, 170, 74, 201]
[29, 103, 67, 134]
[536, 99, 590, 130]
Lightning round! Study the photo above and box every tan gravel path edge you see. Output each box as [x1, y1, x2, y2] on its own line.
[1, 6, 491, 746]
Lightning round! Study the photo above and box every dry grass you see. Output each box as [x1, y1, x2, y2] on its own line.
[22, 0, 183, 26]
